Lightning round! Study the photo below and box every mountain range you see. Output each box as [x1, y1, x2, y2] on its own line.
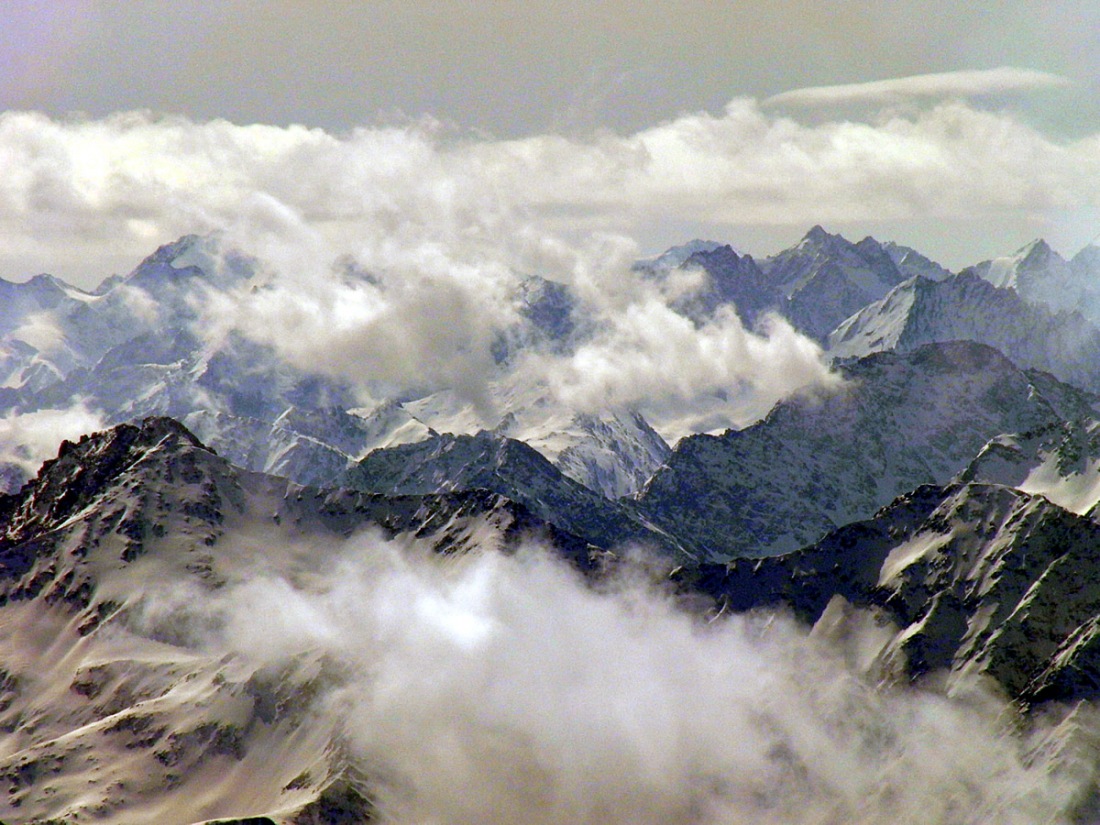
[6, 226, 1100, 821]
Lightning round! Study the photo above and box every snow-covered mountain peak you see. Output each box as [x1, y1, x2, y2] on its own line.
[0, 417, 213, 556]
[800, 224, 833, 247]
[123, 233, 254, 296]
[634, 239, 726, 272]
[827, 269, 1100, 394]
[1071, 239, 1100, 270]
[760, 227, 909, 341]
[1018, 237, 1058, 265]
[638, 340, 1081, 560]
[881, 241, 953, 281]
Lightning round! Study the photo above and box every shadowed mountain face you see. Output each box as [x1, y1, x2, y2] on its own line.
[637, 341, 1100, 561]
[682, 482, 1100, 703]
[14, 227, 1100, 822]
[667, 227, 952, 341]
[758, 226, 919, 341]
[8, 413, 1100, 820]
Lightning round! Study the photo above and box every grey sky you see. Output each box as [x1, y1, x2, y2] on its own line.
[2, 1, 1099, 280]
[6, 2, 1097, 136]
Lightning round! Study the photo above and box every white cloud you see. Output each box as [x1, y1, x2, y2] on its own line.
[0, 401, 106, 483]
[524, 298, 839, 438]
[764, 67, 1072, 108]
[1, 92, 1098, 287]
[10, 311, 64, 354]
[148, 534, 1095, 825]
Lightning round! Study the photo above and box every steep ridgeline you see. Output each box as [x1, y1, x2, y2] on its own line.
[0, 235, 255, 398]
[828, 271, 1100, 392]
[963, 238, 1100, 325]
[338, 430, 677, 554]
[957, 414, 1100, 519]
[681, 482, 1100, 704]
[0, 418, 595, 824]
[637, 341, 1097, 561]
[399, 388, 672, 501]
[671, 226, 951, 341]
[667, 245, 781, 328]
[758, 226, 948, 341]
[0, 235, 369, 489]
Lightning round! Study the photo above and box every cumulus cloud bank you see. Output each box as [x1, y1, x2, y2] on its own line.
[524, 301, 837, 434]
[1, 77, 1098, 284]
[146, 534, 1096, 825]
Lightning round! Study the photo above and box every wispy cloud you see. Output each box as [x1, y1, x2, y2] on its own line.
[0, 401, 105, 484]
[764, 66, 1071, 108]
[144, 533, 1095, 825]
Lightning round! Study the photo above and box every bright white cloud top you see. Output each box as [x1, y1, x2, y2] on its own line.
[0, 74, 1097, 286]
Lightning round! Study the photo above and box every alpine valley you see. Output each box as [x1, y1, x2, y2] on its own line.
[5, 227, 1100, 822]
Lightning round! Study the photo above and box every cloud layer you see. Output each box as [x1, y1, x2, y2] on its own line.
[1, 80, 1098, 284]
[0, 401, 105, 486]
[147, 534, 1097, 825]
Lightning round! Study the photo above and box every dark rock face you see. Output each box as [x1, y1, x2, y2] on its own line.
[675, 245, 780, 327]
[759, 226, 914, 341]
[0, 418, 603, 590]
[0, 417, 602, 824]
[0, 417, 209, 573]
[683, 482, 1100, 703]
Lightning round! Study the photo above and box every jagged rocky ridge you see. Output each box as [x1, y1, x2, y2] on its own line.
[8, 408, 1100, 819]
[3, 225, 1094, 506]
[338, 429, 674, 553]
[650, 226, 950, 340]
[0, 234, 672, 499]
[963, 238, 1100, 325]
[7, 228, 1100, 821]
[680, 481, 1100, 703]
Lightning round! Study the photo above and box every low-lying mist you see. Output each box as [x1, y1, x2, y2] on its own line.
[140, 532, 1100, 824]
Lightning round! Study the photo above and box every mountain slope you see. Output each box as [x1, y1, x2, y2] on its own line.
[637, 341, 1092, 560]
[957, 416, 1100, 517]
[2, 234, 671, 499]
[759, 226, 916, 341]
[670, 245, 781, 327]
[338, 430, 674, 553]
[963, 238, 1100, 325]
